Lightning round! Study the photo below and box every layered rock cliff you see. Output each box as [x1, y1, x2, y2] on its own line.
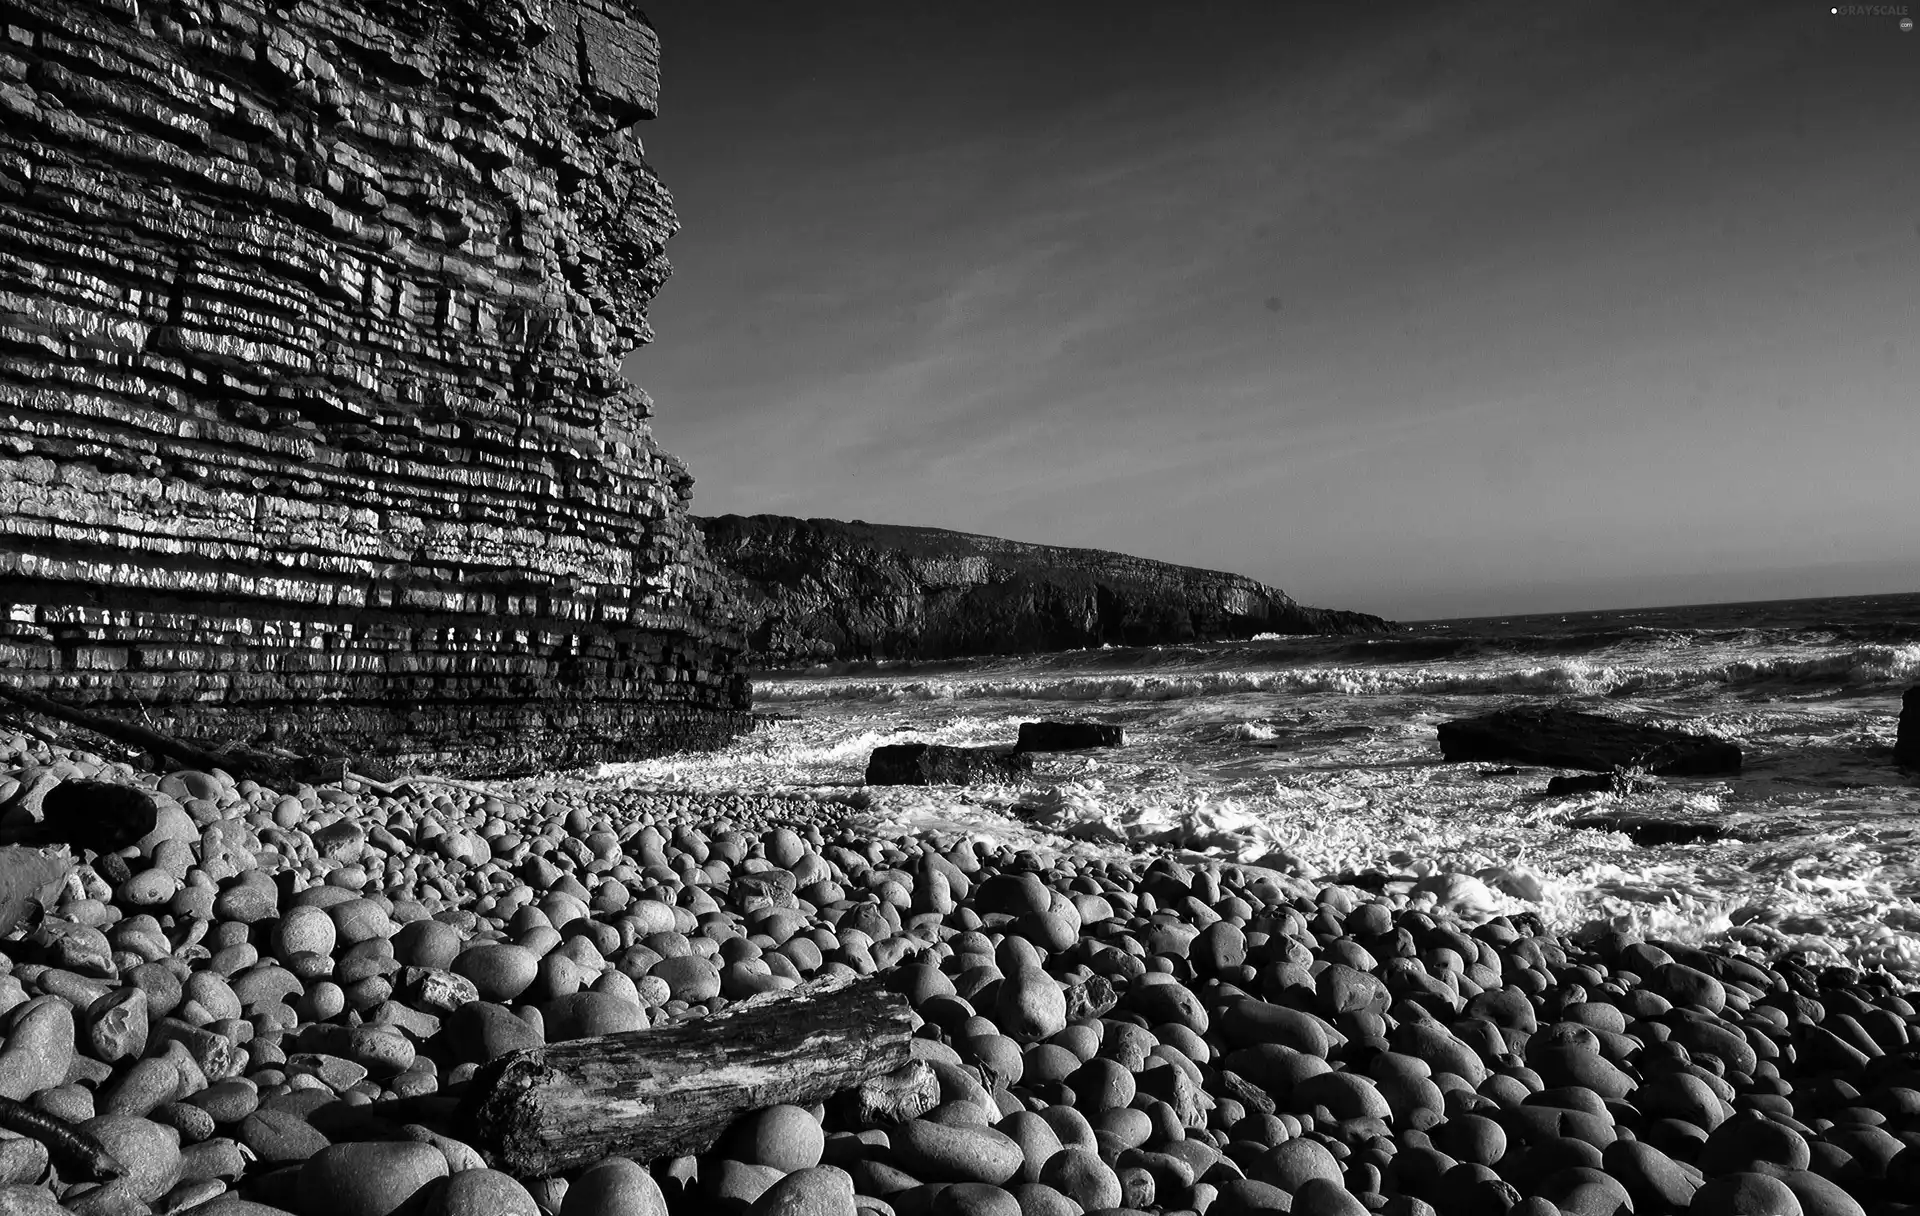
[0, 0, 748, 773]
[696, 515, 1392, 666]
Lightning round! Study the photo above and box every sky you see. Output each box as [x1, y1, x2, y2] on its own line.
[625, 1, 1920, 623]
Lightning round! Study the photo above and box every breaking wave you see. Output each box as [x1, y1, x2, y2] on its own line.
[754, 642, 1920, 703]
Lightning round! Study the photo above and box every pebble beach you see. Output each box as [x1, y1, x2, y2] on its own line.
[0, 723, 1914, 1216]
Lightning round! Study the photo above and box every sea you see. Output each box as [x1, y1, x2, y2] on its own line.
[580, 591, 1920, 975]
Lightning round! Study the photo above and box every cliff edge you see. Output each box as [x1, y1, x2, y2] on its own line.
[697, 514, 1393, 666]
[0, 0, 747, 773]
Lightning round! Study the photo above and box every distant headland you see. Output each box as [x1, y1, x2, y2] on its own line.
[696, 514, 1394, 666]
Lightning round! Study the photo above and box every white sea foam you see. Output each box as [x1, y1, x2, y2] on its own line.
[1221, 721, 1282, 741]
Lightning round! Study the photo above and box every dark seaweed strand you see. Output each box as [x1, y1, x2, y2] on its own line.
[0, 1095, 125, 1181]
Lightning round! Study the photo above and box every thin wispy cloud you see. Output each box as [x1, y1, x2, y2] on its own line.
[633, 0, 1920, 618]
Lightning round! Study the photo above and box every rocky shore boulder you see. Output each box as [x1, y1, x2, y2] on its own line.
[864, 745, 1035, 787]
[1016, 722, 1128, 752]
[1438, 705, 1741, 775]
[697, 514, 1392, 664]
[1899, 687, 1920, 769]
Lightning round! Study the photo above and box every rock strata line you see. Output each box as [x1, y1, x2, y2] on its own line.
[0, 0, 747, 774]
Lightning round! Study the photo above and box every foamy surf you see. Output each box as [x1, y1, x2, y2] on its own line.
[602, 594, 1920, 974]
[752, 640, 1920, 704]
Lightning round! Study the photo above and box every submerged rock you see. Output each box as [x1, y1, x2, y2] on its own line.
[1899, 686, 1920, 769]
[1566, 813, 1729, 846]
[1544, 767, 1661, 797]
[1015, 722, 1127, 752]
[1437, 704, 1741, 775]
[864, 745, 1034, 787]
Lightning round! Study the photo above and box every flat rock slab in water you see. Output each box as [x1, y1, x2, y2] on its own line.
[864, 743, 1034, 786]
[1568, 813, 1728, 846]
[1015, 721, 1127, 751]
[1437, 704, 1740, 775]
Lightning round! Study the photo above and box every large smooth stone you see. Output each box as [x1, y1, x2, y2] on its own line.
[431, 1170, 540, 1216]
[453, 945, 539, 1003]
[993, 970, 1067, 1042]
[1254, 1139, 1342, 1191]
[747, 1165, 857, 1216]
[1691, 1171, 1805, 1216]
[891, 1120, 1024, 1185]
[80, 1114, 181, 1202]
[1772, 1168, 1867, 1216]
[1219, 1001, 1330, 1056]
[236, 1109, 330, 1164]
[735, 1105, 827, 1173]
[298, 1142, 449, 1216]
[1536, 1166, 1633, 1216]
[1295, 1177, 1370, 1216]
[561, 1157, 669, 1216]
[650, 956, 722, 1003]
[1601, 1139, 1698, 1211]
[1210, 1177, 1297, 1215]
[1290, 1071, 1390, 1121]
[543, 992, 646, 1041]
[272, 907, 337, 960]
[394, 921, 463, 970]
[1037, 1147, 1122, 1212]
[193, 1203, 298, 1216]
[447, 1003, 543, 1064]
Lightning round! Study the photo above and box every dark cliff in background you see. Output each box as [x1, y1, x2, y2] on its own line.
[0, 0, 748, 773]
[697, 514, 1393, 666]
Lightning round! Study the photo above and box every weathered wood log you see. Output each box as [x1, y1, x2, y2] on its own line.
[457, 974, 913, 1176]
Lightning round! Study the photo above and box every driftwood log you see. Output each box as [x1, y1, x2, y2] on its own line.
[457, 975, 914, 1176]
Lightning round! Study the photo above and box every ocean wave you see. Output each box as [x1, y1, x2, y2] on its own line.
[756, 620, 1920, 683]
[753, 642, 1920, 703]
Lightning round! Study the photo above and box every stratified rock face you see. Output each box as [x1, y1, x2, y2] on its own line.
[695, 515, 1392, 665]
[0, 0, 748, 773]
